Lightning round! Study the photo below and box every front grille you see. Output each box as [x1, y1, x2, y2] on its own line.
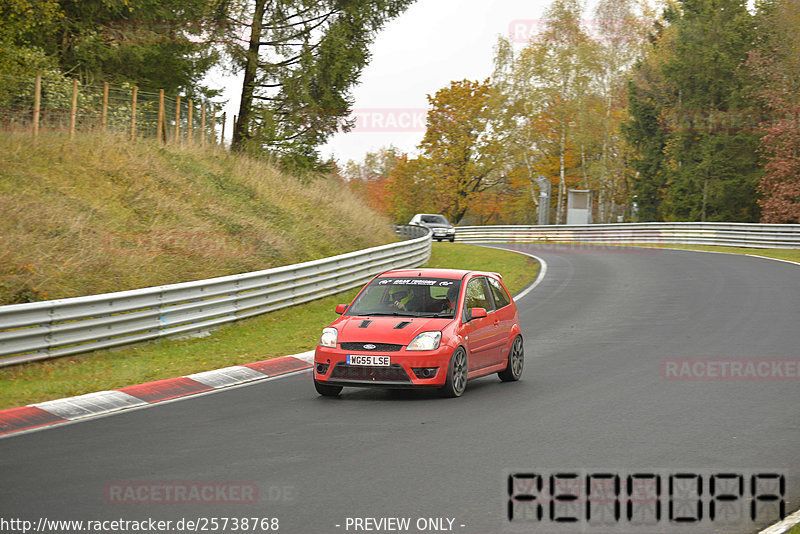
[340, 342, 404, 352]
[330, 362, 411, 383]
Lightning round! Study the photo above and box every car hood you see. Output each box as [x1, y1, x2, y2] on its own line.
[335, 315, 452, 344]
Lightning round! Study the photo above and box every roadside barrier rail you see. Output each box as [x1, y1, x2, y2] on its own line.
[454, 222, 800, 249]
[4, 221, 797, 368]
[0, 227, 431, 367]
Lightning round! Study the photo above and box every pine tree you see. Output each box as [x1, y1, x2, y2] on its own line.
[228, 0, 413, 169]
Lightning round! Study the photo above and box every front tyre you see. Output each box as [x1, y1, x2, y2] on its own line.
[498, 335, 524, 382]
[314, 380, 343, 397]
[441, 347, 468, 398]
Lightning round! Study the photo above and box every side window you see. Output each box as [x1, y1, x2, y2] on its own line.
[463, 277, 492, 320]
[488, 277, 511, 309]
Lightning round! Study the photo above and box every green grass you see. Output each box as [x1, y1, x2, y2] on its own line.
[426, 242, 538, 294]
[0, 242, 539, 409]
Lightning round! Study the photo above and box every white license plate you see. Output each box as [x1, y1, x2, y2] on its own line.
[347, 355, 390, 366]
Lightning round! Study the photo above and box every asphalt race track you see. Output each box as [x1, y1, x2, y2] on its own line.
[1, 244, 798, 534]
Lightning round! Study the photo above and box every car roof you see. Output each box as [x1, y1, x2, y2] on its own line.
[377, 268, 501, 280]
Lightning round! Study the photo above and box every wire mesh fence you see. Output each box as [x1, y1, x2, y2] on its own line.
[0, 73, 225, 146]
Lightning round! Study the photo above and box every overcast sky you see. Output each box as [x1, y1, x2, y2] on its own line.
[205, 0, 575, 165]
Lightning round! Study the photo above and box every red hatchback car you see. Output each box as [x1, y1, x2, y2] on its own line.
[313, 268, 524, 397]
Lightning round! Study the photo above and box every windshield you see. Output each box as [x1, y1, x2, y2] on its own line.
[346, 277, 462, 318]
[420, 215, 449, 225]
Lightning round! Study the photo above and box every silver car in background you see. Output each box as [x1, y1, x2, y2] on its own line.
[409, 213, 456, 242]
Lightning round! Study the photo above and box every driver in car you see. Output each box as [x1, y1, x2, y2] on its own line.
[446, 286, 459, 312]
[388, 287, 412, 311]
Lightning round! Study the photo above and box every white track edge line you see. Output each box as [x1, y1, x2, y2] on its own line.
[471, 244, 548, 302]
[510, 252, 548, 301]
[759, 507, 800, 534]
[631, 244, 800, 268]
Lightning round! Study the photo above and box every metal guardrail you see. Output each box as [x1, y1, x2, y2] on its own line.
[455, 222, 800, 249]
[0, 227, 432, 368]
[3, 221, 797, 368]
[392, 224, 430, 240]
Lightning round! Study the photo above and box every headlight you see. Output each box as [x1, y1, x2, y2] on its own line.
[319, 327, 338, 348]
[407, 331, 442, 351]
[447, 228, 455, 234]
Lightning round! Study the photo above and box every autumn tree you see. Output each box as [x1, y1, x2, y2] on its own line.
[418, 79, 502, 224]
[492, 37, 566, 225]
[341, 146, 402, 216]
[523, 0, 597, 224]
[384, 154, 438, 223]
[491, 0, 650, 224]
[590, 0, 651, 222]
[747, 0, 800, 222]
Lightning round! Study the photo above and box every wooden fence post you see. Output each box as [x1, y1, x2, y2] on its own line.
[210, 106, 216, 145]
[200, 102, 206, 147]
[69, 78, 78, 139]
[130, 86, 138, 141]
[221, 112, 226, 147]
[33, 74, 41, 139]
[157, 89, 165, 144]
[174, 94, 181, 143]
[101, 82, 109, 133]
[187, 99, 193, 146]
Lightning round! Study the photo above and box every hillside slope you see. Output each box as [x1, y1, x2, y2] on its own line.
[0, 133, 396, 305]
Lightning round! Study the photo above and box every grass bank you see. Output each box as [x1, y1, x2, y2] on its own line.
[0, 243, 539, 409]
[0, 132, 396, 304]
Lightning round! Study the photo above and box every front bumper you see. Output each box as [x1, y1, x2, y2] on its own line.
[431, 228, 455, 239]
[314, 345, 453, 388]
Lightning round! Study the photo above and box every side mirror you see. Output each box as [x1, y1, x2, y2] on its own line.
[335, 304, 347, 315]
[469, 307, 487, 320]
